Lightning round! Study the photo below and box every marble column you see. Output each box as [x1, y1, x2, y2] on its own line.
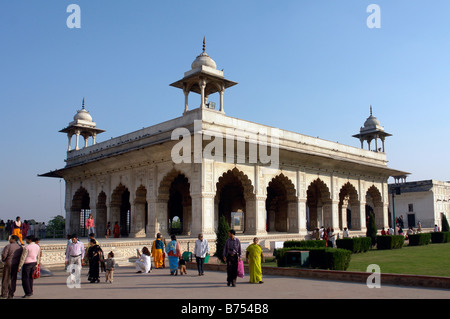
[199, 78, 206, 108]
[245, 196, 267, 235]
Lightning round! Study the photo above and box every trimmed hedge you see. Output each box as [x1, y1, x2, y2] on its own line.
[408, 233, 431, 246]
[336, 237, 372, 253]
[431, 232, 450, 243]
[376, 235, 405, 250]
[283, 240, 326, 249]
[308, 248, 352, 271]
[275, 247, 351, 270]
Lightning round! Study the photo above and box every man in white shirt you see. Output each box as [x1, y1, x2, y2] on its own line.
[388, 227, 394, 235]
[65, 234, 85, 269]
[194, 233, 209, 276]
[65, 234, 84, 288]
[343, 227, 349, 238]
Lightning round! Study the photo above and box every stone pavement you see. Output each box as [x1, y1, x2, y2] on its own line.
[3, 237, 450, 316]
[2, 263, 447, 318]
[14, 264, 450, 300]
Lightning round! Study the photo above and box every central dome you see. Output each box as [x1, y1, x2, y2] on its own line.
[191, 37, 217, 70]
[73, 99, 93, 122]
[191, 51, 217, 70]
[363, 114, 380, 128]
[74, 108, 93, 122]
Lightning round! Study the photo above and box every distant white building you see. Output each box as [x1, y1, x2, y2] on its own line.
[388, 180, 450, 229]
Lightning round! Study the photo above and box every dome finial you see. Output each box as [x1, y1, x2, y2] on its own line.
[82, 98, 85, 110]
[190, 37, 217, 70]
[370, 105, 373, 116]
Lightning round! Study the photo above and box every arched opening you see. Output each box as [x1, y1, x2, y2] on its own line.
[338, 182, 359, 231]
[111, 184, 131, 237]
[215, 168, 254, 233]
[167, 174, 191, 235]
[71, 187, 90, 237]
[306, 179, 331, 231]
[366, 185, 383, 229]
[266, 174, 297, 233]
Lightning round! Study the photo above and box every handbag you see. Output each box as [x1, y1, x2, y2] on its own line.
[237, 259, 245, 278]
[32, 264, 41, 279]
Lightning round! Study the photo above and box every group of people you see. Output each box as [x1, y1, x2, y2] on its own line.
[3, 215, 267, 296]
[63, 231, 216, 285]
[105, 221, 121, 239]
[85, 215, 267, 286]
[380, 221, 424, 238]
[85, 214, 121, 239]
[135, 233, 211, 277]
[380, 226, 395, 235]
[135, 230, 265, 287]
[65, 233, 116, 284]
[311, 226, 338, 247]
[1, 234, 42, 299]
[0, 216, 47, 243]
[224, 229, 265, 287]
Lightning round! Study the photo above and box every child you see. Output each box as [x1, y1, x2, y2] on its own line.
[179, 257, 187, 275]
[105, 251, 116, 283]
[105, 222, 111, 239]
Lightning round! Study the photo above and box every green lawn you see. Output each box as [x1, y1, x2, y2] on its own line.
[346, 243, 450, 277]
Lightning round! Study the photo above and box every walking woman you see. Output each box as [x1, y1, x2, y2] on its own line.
[18, 236, 41, 298]
[166, 235, 181, 275]
[86, 214, 96, 237]
[87, 239, 104, 283]
[12, 217, 24, 245]
[246, 237, 265, 284]
[151, 233, 165, 269]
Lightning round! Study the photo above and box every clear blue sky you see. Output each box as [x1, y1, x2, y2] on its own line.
[1, 1, 449, 223]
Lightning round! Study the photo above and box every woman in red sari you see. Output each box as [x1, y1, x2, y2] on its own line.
[113, 222, 120, 238]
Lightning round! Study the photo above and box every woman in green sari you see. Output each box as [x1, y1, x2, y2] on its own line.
[245, 237, 265, 284]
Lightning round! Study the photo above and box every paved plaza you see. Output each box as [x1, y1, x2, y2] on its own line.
[2, 238, 450, 317]
[2, 253, 449, 318]
[16, 264, 450, 300]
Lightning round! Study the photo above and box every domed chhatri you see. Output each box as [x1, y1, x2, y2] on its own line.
[352, 106, 392, 153]
[191, 37, 217, 70]
[73, 98, 93, 123]
[364, 112, 381, 129]
[170, 37, 238, 114]
[59, 98, 105, 151]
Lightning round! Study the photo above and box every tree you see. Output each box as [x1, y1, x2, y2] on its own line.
[442, 214, 450, 232]
[366, 211, 377, 247]
[215, 215, 230, 263]
[46, 215, 66, 238]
